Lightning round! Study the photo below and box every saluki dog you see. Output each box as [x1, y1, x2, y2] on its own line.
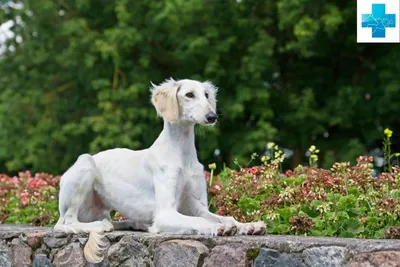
[54, 78, 266, 263]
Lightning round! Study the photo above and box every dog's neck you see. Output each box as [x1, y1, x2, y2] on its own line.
[156, 120, 196, 156]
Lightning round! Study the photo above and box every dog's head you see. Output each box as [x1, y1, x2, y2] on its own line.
[150, 78, 218, 125]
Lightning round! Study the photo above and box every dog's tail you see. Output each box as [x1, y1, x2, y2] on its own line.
[84, 231, 109, 264]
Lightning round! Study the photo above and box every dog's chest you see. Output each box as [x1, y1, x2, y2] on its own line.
[180, 161, 203, 179]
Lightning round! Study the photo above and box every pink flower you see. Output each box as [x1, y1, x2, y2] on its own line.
[250, 167, 258, 174]
[301, 186, 309, 198]
[380, 173, 395, 181]
[217, 207, 225, 215]
[284, 170, 294, 177]
[119, 216, 127, 221]
[10, 176, 20, 184]
[204, 171, 211, 183]
[28, 179, 37, 188]
[20, 191, 29, 205]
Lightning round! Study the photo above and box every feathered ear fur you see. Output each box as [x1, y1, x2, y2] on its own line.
[150, 78, 180, 122]
[203, 81, 218, 111]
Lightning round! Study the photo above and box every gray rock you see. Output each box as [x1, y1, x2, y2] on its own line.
[52, 242, 85, 267]
[153, 239, 209, 267]
[27, 231, 47, 249]
[0, 232, 20, 240]
[11, 238, 32, 267]
[32, 254, 53, 267]
[107, 235, 150, 267]
[78, 238, 88, 246]
[49, 249, 58, 262]
[303, 246, 347, 267]
[86, 260, 109, 267]
[44, 237, 68, 248]
[2, 225, 400, 267]
[52, 232, 68, 238]
[104, 231, 127, 242]
[254, 248, 303, 267]
[0, 225, 51, 232]
[35, 243, 50, 255]
[347, 251, 400, 267]
[0, 225, 51, 240]
[203, 244, 248, 267]
[0, 243, 12, 267]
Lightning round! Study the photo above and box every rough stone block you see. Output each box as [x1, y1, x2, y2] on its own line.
[203, 244, 248, 267]
[107, 235, 149, 267]
[44, 237, 68, 249]
[303, 246, 347, 267]
[347, 251, 400, 267]
[27, 231, 47, 249]
[32, 254, 53, 267]
[153, 239, 209, 267]
[0, 243, 12, 267]
[11, 238, 32, 267]
[254, 248, 304, 267]
[52, 242, 85, 267]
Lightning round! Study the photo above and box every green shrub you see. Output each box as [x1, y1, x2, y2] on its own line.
[207, 153, 400, 239]
[1, 130, 399, 238]
[0, 172, 60, 226]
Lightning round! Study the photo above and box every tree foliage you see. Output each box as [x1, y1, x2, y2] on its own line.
[0, 0, 399, 174]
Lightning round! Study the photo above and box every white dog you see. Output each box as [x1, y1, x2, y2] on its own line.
[54, 78, 266, 263]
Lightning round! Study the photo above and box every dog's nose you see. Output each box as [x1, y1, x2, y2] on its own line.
[206, 112, 218, 123]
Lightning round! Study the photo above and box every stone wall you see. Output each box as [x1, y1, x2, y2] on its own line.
[1, 225, 400, 267]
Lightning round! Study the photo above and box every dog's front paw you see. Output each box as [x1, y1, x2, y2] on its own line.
[224, 223, 238, 236]
[198, 223, 237, 236]
[237, 221, 266, 235]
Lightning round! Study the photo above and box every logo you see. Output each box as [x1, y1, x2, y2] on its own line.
[357, 0, 400, 43]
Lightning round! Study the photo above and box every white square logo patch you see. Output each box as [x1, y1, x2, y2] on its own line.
[357, 0, 400, 43]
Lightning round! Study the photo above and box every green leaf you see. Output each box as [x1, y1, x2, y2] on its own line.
[301, 204, 320, 218]
[347, 208, 361, 218]
[342, 218, 364, 234]
[237, 197, 260, 211]
[274, 224, 291, 234]
[277, 207, 293, 221]
[337, 195, 357, 211]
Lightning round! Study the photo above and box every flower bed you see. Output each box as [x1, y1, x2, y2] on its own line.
[0, 171, 60, 226]
[1, 129, 399, 239]
[207, 155, 400, 239]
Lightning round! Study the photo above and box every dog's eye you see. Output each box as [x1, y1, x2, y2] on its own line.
[186, 92, 195, 98]
[205, 93, 209, 99]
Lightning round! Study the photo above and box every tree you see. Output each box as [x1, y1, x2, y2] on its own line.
[0, 0, 399, 174]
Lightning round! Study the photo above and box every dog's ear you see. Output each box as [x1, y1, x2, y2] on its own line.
[151, 78, 180, 122]
[203, 81, 218, 111]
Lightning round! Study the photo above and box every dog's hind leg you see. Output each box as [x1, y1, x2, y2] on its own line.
[54, 154, 113, 234]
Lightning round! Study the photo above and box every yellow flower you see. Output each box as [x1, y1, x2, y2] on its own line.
[261, 156, 270, 163]
[309, 145, 316, 152]
[384, 128, 393, 138]
[315, 149, 320, 153]
[310, 154, 318, 161]
[267, 142, 275, 149]
[208, 163, 216, 170]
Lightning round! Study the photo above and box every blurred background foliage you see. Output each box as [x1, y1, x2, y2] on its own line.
[0, 0, 399, 175]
